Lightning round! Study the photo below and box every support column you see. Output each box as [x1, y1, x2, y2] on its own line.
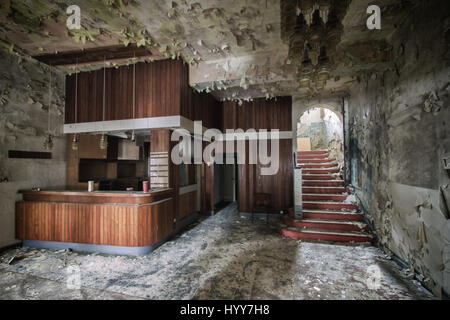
[294, 152, 303, 220]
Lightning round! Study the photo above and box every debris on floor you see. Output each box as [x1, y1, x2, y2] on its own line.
[0, 204, 434, 300]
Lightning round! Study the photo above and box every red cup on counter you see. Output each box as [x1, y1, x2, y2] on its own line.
[143, 181, 149, 193]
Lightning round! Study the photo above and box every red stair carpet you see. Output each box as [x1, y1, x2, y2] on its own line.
[278, 150, 373, 244]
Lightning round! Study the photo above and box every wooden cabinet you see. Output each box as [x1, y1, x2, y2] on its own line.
[67, 134, 119, 189]
[16, 189, 174, 249]
[117, 139, 140, 160]
[77, 135, 118, 160]
[78, 135, 107, 159]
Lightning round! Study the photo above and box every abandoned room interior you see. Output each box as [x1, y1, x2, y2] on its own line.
[0, 0, 449, 303]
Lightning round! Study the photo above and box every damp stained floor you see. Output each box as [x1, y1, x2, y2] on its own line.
[0, 203, 434, 300]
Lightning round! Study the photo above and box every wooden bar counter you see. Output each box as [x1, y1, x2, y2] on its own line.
[15, 189, 179, 255]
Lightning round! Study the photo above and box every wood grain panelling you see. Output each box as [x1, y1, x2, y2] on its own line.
[220, 97, 293, 213]
[138, 199, 173, 246]
[222, 97, 292, 131]
[65, 58, 222, 130]
[236, 140, 293, 213]
[20, 189, 173, 205]
[169, 136, 180, 227]
[179, 60, 222, 129]
[179, 191, 197, 221]
[77, 135, 107, 159]
[202, 161, 215, 214]
[16, 199, 173, 247]
[150, 129, 180, 228]
[181, 87, 222, 129]
[66, 134, 119, 190]
[193, 91, 222, 130]
[65, 60, 185, 124]
[150, 130, 170, 153]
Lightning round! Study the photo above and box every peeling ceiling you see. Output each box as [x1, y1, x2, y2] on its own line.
[0, 0, 415, 101]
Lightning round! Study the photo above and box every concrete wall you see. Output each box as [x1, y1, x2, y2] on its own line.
[0, 49, 66, 248]
[298, 107, 343, 151]
[346, 0, 450, 296]
[293, 101, 344, 169]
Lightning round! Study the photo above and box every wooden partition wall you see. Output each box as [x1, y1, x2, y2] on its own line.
[63, 59, 292, 215]
[179, 62, 222, 129]
[65, 59, 222, 127]
[221, 97, 293, 213]
[150, 129, 202, 226]
[16, 201, 174, 247]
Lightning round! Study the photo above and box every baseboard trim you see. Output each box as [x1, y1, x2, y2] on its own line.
[0, 241, 22, 254]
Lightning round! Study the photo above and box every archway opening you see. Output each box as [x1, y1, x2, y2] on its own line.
[297, 105, 344, 171]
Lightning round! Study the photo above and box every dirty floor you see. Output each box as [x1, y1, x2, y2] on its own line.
[0, 203, 434, 300]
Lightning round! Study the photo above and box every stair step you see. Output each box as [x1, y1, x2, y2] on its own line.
[288, 208, 363, 220]
[283, 216, 368, 232]
[303, 168, 340, 174]
[298, 159, 335, 164]
[302, 193, 348, 202]
[278, 226, 373, 243]
[303, 209, 363, 221]
[303, 186, 346, 194]
[298, 154, 328, 160]
[298, 151, 328, 155]
[303, 201, 358, 211]
[301, 163, 338, 168]
[302, 174, 337, 180]
[303, 180, 345, 187]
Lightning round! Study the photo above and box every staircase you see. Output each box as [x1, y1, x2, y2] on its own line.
[278, 150, 373, 244]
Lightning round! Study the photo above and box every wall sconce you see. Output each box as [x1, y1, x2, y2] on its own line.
[43, 134, 53, 150]
[71, 134, 79, 150]
[99, 134, 108, 150]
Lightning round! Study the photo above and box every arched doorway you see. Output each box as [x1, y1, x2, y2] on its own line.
[297, 105, 344, 172]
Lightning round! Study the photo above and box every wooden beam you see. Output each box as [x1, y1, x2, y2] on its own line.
[32, 44, 161, 66]
[8, 150, 52, 159]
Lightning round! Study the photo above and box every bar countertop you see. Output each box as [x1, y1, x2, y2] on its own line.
[19, 188, 173, 205]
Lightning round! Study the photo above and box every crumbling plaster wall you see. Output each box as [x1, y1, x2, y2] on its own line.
[292, 99, 344, 169]
[347, 0, 450, 296]
[0, 49, 66, 248]
[298, 107, 343, 150]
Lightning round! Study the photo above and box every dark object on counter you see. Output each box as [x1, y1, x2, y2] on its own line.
[99, 179, 113, 191]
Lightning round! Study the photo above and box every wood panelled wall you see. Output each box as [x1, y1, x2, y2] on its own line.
[179, 62, 222, 129]
[179, 191, 198, 221]
[221, 97, 293, 213]
[235, 140, 293, 213]
[65, 58, 221, 128]
[16, 199, 173, 247]
[65, 59, 185, 123]
[221, 96, 292, 131]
